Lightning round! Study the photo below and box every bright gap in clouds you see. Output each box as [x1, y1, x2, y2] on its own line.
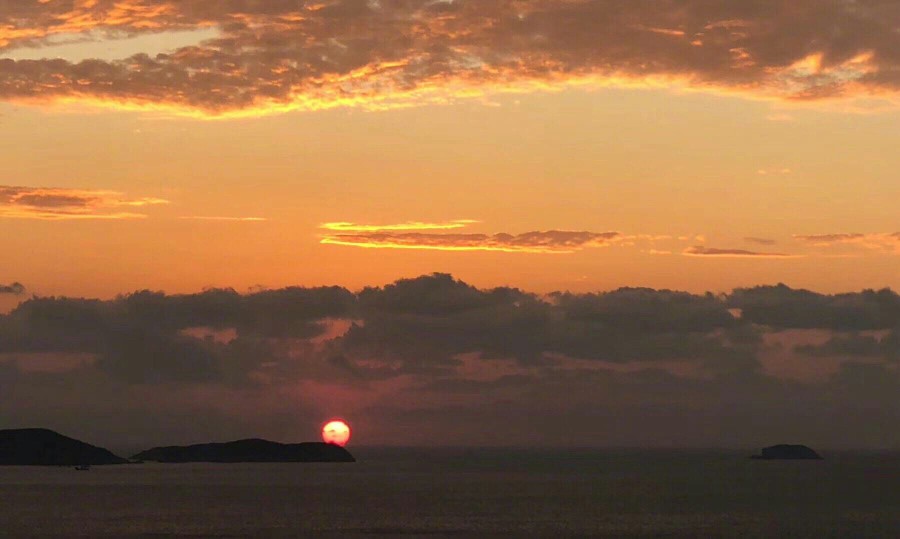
[1, 27, 220, 62]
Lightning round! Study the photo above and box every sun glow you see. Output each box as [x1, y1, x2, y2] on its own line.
[321, 419, 351, 447]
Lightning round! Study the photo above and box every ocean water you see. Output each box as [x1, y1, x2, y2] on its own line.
[1, 448, 899, 537]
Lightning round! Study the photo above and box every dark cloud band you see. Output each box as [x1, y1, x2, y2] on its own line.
[3, 274, 900, 448]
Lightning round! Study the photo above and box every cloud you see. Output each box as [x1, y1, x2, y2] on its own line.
[322, 230, 621, 253]
[3, 274, 900, 448]
[0, 282, 25, 295]
[3, 1, 900, 117]
[794, 332, 896, 359]
[0, 185, 168, 220]
[0, 286, 357, 384]
[728, 284, 900, 330]
[794, 232, 900, 253]
[320, 221, 620, 253]
[320, 220, 479, 232]
[683, 246, 797, 258]
[179, 216, 268, 222]
[338, 274, 753, 369]
[744, 237, 777, 245]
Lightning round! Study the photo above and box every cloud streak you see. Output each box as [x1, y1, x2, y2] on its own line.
[320, 221, 620, 253]
[683, 246, 797, 259]
[794, 233, 900, 254]
[744, 237, 777, 246]
[3, 1, 900, 116]
[0, 185, 168, 220]
[179, 216, 268, 222]
[320, 220, 478, 232]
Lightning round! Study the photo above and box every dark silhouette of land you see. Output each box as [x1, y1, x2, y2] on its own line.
[0, 428, 128, 465]
[132, 439, 355, 463]
[751, 444, 823, 460]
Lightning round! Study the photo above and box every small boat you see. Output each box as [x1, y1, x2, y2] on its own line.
[74, 464, 91, 471]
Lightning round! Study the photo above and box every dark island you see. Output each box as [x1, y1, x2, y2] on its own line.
[0, 428, 128, 466]
[132, 439, 355, 463]
[751, 444, 823, 460]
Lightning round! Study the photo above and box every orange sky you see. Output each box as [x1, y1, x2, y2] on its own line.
[1, 0, 899, 302]
[2, 1, 900, 451]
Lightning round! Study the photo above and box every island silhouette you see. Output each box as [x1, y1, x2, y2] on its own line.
[4, 428, 824, 466]
[0, 429, 128, 466]
[1, 429, 354, 465]
[751, 444, 823, 460]
[133, 439, 355, 463]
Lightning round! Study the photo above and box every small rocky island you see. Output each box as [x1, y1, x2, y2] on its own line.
[132, 438, 355, 463]
[751, 444, 823, 460]
[0, 428, 127, 465]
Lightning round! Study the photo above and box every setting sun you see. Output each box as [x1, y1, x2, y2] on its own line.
[322, 420, 351, 447]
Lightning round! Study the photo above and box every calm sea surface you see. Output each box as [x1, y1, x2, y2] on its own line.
[1, 448, 899, 537]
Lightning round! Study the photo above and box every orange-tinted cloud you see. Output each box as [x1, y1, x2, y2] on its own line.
[2, 1, 900, 116]
[795, 233, 900, 253]
[320, 220, 478, 232]
[0, 185, 168, 220]
[321, 224, 620, 254]
[683, 246, 797, 259]
[179, 216, 267, 222]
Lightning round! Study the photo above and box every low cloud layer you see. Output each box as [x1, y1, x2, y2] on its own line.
[2, 1, 900, 116]
[2, 274, 899, 449]
[0, 185, 168, 220]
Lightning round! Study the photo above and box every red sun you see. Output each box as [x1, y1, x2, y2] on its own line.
[321, 419, 351, 446]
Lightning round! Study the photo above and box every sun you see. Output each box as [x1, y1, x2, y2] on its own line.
[321, 419, 351, 446]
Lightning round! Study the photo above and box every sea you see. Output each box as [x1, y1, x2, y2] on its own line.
[1, 448, 899, 537]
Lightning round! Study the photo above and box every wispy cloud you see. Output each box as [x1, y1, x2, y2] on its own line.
[320, 220, 478, 232]
[744, 237, 777, 246]
[794, 233, 900, 253]
[0, 185, 168, 220]
[683, 246, 798, 259]
[179, 216, 268, 222]
[2, 1, 900, 117]
[320, 221, 619, 253]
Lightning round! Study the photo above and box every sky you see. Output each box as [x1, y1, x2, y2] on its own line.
[1, 0, 899, 451]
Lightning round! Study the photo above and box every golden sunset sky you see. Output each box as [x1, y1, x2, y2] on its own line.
[3, 1, 900, 449]
[0, 0, 898, 303]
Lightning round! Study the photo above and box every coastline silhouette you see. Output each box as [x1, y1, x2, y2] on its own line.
[0, 429, 354, 465]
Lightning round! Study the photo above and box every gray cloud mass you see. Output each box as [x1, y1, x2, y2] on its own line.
[0, 282, 24, 295]
[2, 274, 900, 449]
